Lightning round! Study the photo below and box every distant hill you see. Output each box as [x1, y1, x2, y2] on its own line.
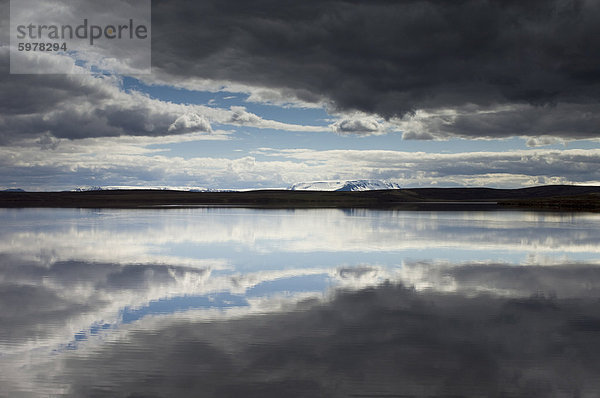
[2, 188, 25, 192]
[289, 180, 401, 191]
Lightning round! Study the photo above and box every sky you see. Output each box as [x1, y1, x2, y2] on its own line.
[2, 0, 600, 191]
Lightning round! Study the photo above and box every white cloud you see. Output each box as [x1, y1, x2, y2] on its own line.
[221, 106, 328, 132]
[140, 72, 326, 109]
[168, 113, 212, 133]
[526, 136, 567, 147]
[331, 117, 386, 135]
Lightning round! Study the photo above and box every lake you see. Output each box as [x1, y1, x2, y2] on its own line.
[1, 208, 600, 397]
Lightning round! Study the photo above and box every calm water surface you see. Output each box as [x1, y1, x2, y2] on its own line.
[1, 208, 600, 397]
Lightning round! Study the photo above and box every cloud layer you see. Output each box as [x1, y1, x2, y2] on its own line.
[148, 0, 600, 139]
[3, 140, 600, 189]
[2, 0, 600, 144]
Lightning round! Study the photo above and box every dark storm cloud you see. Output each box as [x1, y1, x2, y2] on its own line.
[150, 0, 600, 138]
[2, 0, 600, 141]
[56, 276, 600, 397]
[402, 102, 600, 140]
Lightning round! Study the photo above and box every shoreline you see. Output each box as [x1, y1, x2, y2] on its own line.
[1, 185, 600, 211]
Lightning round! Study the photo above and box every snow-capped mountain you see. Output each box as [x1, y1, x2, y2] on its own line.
[72, 186, 104, 192]
[288, 180, 401, 191]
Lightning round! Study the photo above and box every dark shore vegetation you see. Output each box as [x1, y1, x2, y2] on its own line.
[1, 185, 600, 211]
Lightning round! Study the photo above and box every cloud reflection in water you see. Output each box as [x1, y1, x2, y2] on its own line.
[1, 208, 600, 396]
